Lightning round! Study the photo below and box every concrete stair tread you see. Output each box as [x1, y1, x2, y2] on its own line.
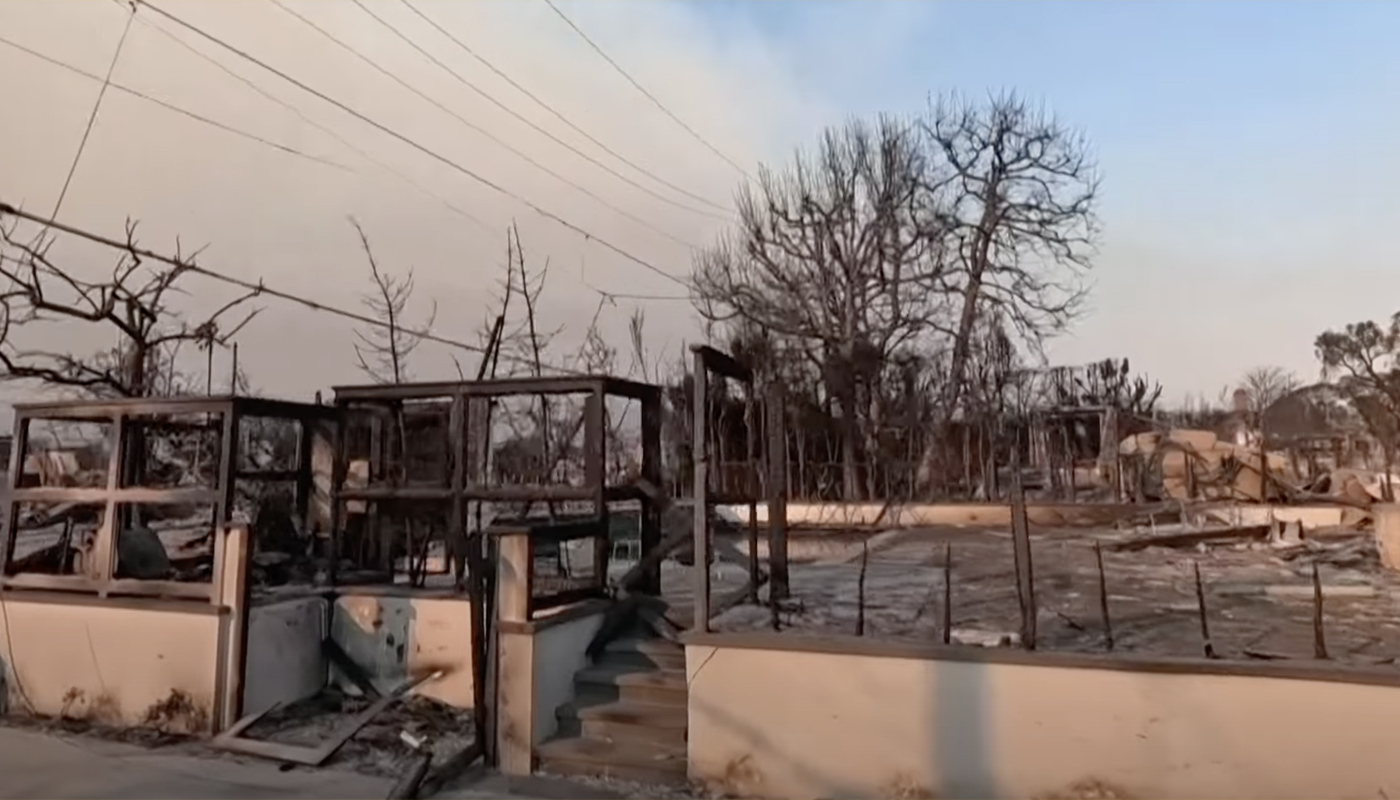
[561, 698, 688, 728]
[576, 663, 687, 690]
[536, 734, 686, 775]
[605, 636, 684, 656]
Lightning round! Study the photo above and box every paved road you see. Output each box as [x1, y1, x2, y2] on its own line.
[0, 727, 620, 800]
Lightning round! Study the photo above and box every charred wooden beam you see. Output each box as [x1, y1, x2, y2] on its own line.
[1010, 475, 1037, 651]
[692, 347, 711, 633]
[1194, 561, 1217, 659]
[1313, 562, 1329, 660]
[1095, 540, 1114, 652]
[688, 344, 753, 383]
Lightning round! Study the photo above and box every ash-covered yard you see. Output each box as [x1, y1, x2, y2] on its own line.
[663, 524, 1400, 666]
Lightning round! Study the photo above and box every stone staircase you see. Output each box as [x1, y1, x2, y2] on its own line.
[534, 632, 689, 785]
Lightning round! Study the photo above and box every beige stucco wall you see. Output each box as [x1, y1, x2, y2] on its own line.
[686, 634, 1400, 800]
[242, 596, 328, 718]
[331, 593, 474, 707]
[724, 502, 1147, 529]
[530, 607, 606, 744]
[0, 595, 221, 731]
[495, 601, 610, 776]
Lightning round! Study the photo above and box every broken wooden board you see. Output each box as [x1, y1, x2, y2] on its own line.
[322, 637, 381, 700]
[212, 671, 441, 766]
[1109, 524, 1271, 552]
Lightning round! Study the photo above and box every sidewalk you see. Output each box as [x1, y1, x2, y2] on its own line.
[0, 726, 625, 800]
[0, 726, 390, 799]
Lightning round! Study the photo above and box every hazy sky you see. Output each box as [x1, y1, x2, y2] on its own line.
[2, 0, 1398, 414]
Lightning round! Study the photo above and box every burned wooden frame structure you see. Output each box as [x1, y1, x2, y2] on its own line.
[330, 375, 664, 771]
[690, 345, 785, 632]
[328, 375, 665, 589]
[0, 395, 335, 601]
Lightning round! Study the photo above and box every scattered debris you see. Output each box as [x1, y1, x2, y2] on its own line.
[213, 672, 443, 769]
[1109, 524, 1270, 553]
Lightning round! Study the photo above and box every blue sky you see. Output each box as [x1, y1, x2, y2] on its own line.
[683, 0, 1400, 401]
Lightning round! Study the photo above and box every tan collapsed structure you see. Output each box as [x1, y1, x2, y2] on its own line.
[5, 354, 1400, 798]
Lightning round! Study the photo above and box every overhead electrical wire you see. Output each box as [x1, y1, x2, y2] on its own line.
[271, 0, 695, 251]
[134, 0, 688, 288]
[395, 0, 733, 220]
[129, 12, 499, 239]
[51, 5, 135, 218]
[0, 34, 349, 173]
[0, 201, 590, 378]
[542, 0, 753, 181]
[596, 290, 690, 302]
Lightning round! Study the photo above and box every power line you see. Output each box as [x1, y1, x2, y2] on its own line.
[597, 290, 690, 302]
[135, 0, 688, 288]
[130, 12, 499, 239]
[0, 200, 590, 378]
[397, 0, 733, 220]
[542, 0, 752, 181]
[0, 34, 349, 173]
[51, 6, 135, 218]
[273, 0, 694, 251]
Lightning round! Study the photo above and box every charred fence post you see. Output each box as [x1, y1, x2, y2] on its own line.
[942, 542, 953, 645]
[766, 383, 790, 601]
[1010, 468, 1037, 651]
[1094, 540, 1114, 652]
[1313, 562, 1329, 660]
[1193, 561, 1217, 659]
[855, 540, 869, 636]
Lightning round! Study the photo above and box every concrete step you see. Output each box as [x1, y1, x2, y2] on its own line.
[575, 663, 688, 706]
[602, 637, 687, 671]
[557, 698, 687, 747]
[535, 734, 688, 785]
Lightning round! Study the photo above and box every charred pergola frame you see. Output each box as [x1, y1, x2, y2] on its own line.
[0, 395, 336, 601]
[690, 345, 787, 632]
[331, 375, 663, 769]
[328, 375, 665, 589]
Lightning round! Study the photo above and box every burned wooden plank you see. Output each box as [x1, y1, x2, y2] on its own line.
[322, 638, 381, 700]
[1109, 524, 1271, 553]
[689, 344, 753, 382]
[212, 671, 441, 766]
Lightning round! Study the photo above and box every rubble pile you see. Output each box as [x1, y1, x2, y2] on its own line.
[1120, 428, 1292, 502]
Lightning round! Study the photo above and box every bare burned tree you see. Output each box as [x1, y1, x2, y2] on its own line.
[927, 92, 1100, 407]
[1316, 316, 1400, 500]
[693, 116, 951, 500]
[350, 219, 436, 385]
[913, 92, 1100, 493]
[1238, 365, 1299, 423]
[0, 215, 260, 397]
